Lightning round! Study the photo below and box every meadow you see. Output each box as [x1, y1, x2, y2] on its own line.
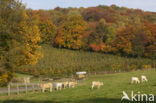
[17, 44, 154, 77]
[0, 69, 156, 103]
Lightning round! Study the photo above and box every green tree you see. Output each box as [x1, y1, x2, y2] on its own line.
[96, 19, 116, 44]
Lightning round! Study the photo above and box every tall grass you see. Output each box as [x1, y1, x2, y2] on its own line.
[17, 44, 154, 77]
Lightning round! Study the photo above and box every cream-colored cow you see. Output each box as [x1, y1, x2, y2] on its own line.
[91, 81, 103, 89]
[62, 82, 69, 88]
[40, 83, 52, 93]
[131, 77, 140, 84]
[68, 82, 77, 88]
[141, 75, 148, 82]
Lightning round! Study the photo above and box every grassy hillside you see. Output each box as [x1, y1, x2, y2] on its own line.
[0, 69, 156, 103]
[17, 44, 154, 77]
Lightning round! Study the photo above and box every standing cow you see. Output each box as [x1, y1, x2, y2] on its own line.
[68, 82, 77, 88]
[40, 83, 53, 93]
[131, 77, 140, 84]
[91, 81, 103, 89]
[55, 83, 63, 90]
[141, 75, 148, 82]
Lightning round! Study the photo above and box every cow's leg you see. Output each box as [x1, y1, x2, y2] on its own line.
[137, 80, 140, 84]
[42, 88, 45, 93]
[50, 87, 52, 92]
[91, 85, 94, 89]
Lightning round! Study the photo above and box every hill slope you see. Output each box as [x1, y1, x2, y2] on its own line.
[17, 45, 153, 77]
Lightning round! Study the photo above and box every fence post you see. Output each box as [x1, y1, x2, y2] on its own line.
[37, 83, 42, 91]
[17, 84, 19, 95]
[8, 84, 10, 96]
[32, 84, 35, 93]
[25, 83, 27, 94]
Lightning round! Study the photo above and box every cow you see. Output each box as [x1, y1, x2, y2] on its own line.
[68, 82, 77, 88]
[91, 81, 103, 89]
[55, 83, 63, 90]
[62, 82, 69, 88]
[131, 77, 140, 84]
[141, 75, 148, 82]
[40, 83, 53, 93]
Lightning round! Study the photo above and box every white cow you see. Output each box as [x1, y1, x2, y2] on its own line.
[40, 83, 53, 93]
[131, 77, 140, 84]
[141, 75, 148, 82]
[91, 81, 103, 89]
[55, 83, 63, 90]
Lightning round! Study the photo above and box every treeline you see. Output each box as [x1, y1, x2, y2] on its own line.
[0, 0, 156, 86]
[27, 5, 156, 58]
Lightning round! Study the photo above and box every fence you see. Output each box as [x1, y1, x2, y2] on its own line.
[0, 83, 41, 96]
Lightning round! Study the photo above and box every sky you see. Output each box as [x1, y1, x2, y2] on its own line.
[22, 0, 156, 12]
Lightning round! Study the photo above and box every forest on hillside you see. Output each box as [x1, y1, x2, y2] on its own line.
[0, 0, 156, 86]
[26, 4, 156, 58]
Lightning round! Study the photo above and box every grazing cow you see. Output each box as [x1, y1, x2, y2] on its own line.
[62, 82, 69, 88]
[91, 81, 103, 89]
[68, 82, 77, 88]
[24, 77, 30, 84]
[131, 77, 140, 84]
[141, 75, 148, 82]
[55, 83, 63, 90]
[40, 83, 52, 93]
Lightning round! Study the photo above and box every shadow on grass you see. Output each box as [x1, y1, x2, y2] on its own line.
[0, 98, 154, 103]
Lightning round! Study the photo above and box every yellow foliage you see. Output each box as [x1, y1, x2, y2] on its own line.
[142, 65, 152, 69]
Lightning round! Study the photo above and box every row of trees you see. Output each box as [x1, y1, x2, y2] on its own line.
[30, 5, 156, 58]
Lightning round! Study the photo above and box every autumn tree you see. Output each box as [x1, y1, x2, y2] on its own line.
[144, 21, 156, 58]
[82, 7, 104, 22]
[0, 0, 41, 86]
[88, 19, 116, 52]
[54, 14, 87, 49]
[113, 24, 151, 57]
[28, 10, 56, 44]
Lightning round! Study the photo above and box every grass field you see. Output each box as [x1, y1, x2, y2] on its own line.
[0, 69, 156, 103]
[17, 44, 154, 77]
